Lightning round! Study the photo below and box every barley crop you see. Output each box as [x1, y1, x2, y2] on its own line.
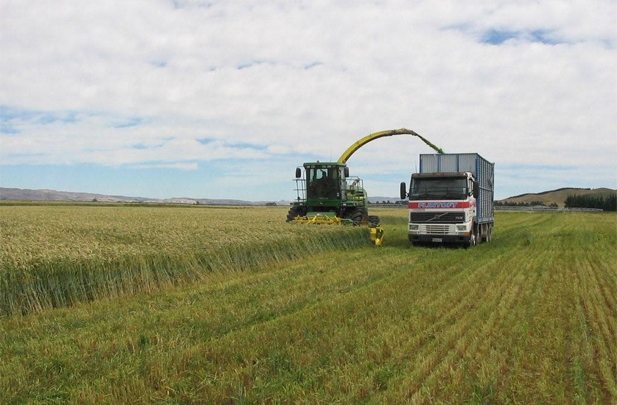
[0, 205, 369, 315]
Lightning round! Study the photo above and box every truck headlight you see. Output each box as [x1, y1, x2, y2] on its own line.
[456, 225, 466, 231]
[410, 224, 419, 230]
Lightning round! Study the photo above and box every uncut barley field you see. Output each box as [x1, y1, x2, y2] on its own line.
[1, 204, 616, 404]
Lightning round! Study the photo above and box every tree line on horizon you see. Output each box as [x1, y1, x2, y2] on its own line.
[564, 193, 616, 211]
[494, 200, 559, 208]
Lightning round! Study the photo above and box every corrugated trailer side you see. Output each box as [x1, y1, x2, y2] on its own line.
[419, 153, 495, 224]
[474, 155, 494, 224]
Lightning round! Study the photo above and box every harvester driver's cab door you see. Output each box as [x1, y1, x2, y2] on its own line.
[307, 166, 340, 200]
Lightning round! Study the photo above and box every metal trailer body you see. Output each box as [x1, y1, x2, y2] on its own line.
[419, 153, 495, 224]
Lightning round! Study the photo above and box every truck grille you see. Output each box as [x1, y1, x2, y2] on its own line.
[424, 224, 450, 234]
[410, 212, 465, 223]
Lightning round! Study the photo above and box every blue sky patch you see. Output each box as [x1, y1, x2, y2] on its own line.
[0, 105, 39, 121]
[112, 118, 142, 128]
[237, 60, 275, 70]
[304, 62, 322, 70]
[481, 29, 566, 45]
[529, 30, 562, 45]
[481, 30, 519, 45]
[0, 125, 20, 134]
[237, 61, 260, 70]
[225, 141, 267, 151]
[197, 138, 216, 145]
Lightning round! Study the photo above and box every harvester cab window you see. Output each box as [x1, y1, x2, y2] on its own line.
[307, 167, 339, 199]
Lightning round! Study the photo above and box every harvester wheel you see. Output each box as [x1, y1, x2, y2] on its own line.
[344, 207, 364, 226]
[368, 215, 380, 227]
[286, 206, 306, 222]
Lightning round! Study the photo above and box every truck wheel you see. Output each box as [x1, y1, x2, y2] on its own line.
[465, 225, 477, 248]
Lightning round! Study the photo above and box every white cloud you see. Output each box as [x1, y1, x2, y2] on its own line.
[0, 0, 615, 197]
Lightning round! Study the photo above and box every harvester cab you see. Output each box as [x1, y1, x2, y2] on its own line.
[289, 162, 369, 224]
[286, 128, 445, 246]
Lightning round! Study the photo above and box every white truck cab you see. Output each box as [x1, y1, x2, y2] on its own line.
[400, 154, 494, 247]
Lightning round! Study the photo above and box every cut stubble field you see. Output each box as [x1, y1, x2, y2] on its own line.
[0, 205, 615, 404]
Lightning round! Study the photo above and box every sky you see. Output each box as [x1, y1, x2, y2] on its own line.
[1, 0, 616, 201]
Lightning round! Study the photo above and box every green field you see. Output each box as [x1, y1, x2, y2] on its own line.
[1, 206, 616, 404]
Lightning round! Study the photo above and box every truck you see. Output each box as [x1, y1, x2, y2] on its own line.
[399, 153, 495, 247]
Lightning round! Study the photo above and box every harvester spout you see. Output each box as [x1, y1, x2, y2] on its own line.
[337, 128, 444, 164]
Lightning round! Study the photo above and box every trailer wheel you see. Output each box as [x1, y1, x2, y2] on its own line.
[480, 223, 487, 243]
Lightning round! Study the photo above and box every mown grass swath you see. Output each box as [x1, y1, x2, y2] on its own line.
[0, 206, 370, 315]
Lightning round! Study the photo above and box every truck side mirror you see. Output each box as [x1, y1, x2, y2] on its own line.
[344, 167, 349, 177]
[473, 181, 479, 198]
[400, 182, 407, 200]
[295, 168, 302, 178]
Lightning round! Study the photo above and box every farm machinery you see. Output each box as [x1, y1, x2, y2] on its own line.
[287, 128, 445, 245]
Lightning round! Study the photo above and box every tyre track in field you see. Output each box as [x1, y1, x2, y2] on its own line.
[195, 254, 408, 343]
[209, 218, 534, 351]
[575, 254, 617, 402]
[189, 250, 504, 400]
[205, 249, 490, 365]
[397, 246, 537, 403]
[330, 216, 558, 402]
[584, 250, 617, 342]
[374, 214, 562, 402]
[400, 214, 596, 403]
[353, 241, 535, 403]
[411, 249, 547, 404]
[192, 226, 533, 401]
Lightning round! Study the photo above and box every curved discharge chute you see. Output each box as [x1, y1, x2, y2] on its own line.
[337, 128, 445, 164]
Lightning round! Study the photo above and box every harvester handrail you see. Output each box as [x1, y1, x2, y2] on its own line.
[337, 128, 444, 164]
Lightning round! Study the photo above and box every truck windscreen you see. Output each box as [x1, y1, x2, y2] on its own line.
[410, 177, 468, 200]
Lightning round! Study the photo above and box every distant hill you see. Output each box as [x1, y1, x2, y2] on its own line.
[368, 196, 405, 204]
[0, 187, 151, 203]
[0, 187, 290, 206]
[499, 187, 616, 208]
